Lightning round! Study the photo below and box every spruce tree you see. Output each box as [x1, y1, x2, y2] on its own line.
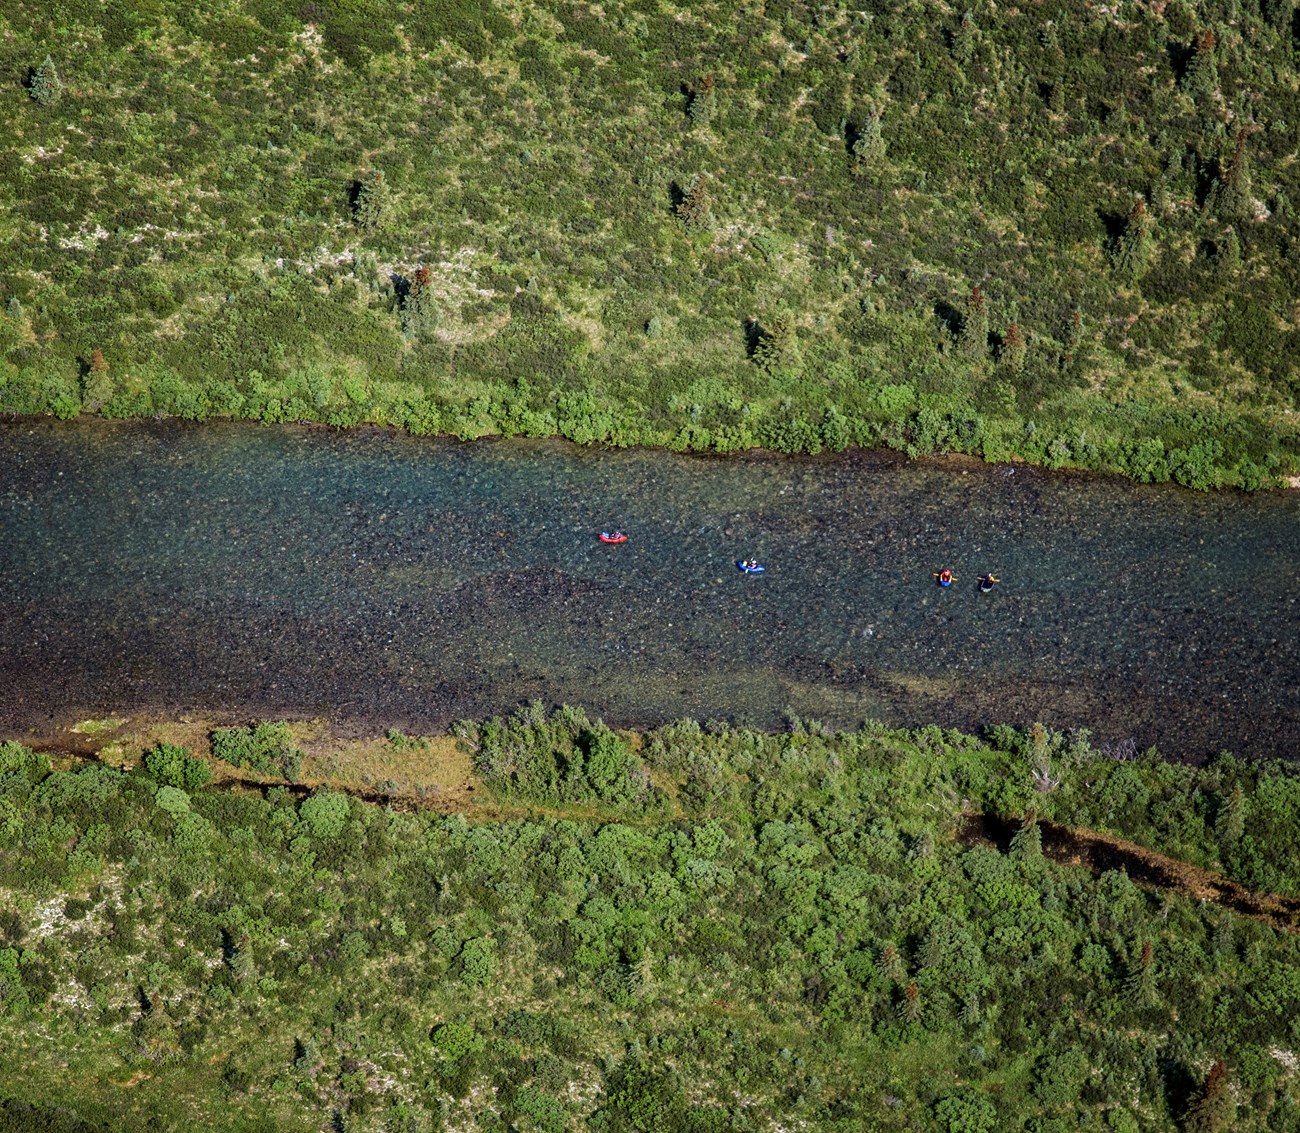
[880, 942, 905, 984]
[753, 309, 801, 375]
[1181, 29, 1219, 101]
[959, 285, 989, 361]
[1063, 308, 1085, 365]
[676, 174, 714, 231]
[999, 322, 1027, 375]
[851, 108, 886, 175]
[896, 980, 923, 1023]
[1009, 808, 1042, 862]
[1214, 785, 1246, 847]
[1183, 1061, 1234, 1133]
[1211, 912, 1234, 959]
[1151, 177, 1172, 218]
[1218, 132, 1254, 222]
[402, 264, 442, 341]
[952, 11, 975, 64]
[1122, 940, 1155, 1005]
[353, 170, 393, 233]
[1, 298, 33, 354]
[83, 348, 112, 407]
[688, 74, 716, 126]
[1113, 197, 1155, 282]
[1216, 228, 1241, 273]
[230, 933, 256, 985]
[29, 55, 63, 106]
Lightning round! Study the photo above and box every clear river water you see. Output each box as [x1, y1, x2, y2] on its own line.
[1, 420, 1297, 759]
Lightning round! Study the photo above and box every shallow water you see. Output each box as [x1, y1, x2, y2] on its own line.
[1, 420, 1296, 758]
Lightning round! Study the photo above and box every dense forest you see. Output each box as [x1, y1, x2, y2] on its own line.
[2, 708, 1300, 1130]
[2, 0, 1300, 485]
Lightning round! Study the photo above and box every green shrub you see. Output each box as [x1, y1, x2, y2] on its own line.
[298, 791, 349, 840]
[933, 1090, 998, 1133]
[154, 785, 191, 817]
[431, 1021, 485, 1061]
[142, 744, 212, 791]
[210, 722, 302, 781]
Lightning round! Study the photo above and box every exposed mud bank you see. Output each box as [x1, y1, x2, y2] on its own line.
[963, 813, 1300, 931]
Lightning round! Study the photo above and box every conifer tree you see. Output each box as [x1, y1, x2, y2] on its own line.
[880, 942, 905, 984]
[0, 300, 25, 355]
[629, 946, 656, 1001]
[908, 829, 935, 861]
[851, 108, 886, 175]
[1063, 308, 1085, 365]
[1217, 228, 1241, 273]
[402, 264, 442, 340]
[959, 286, 989, 361]
[1010, 807, 1042, 862]
[1151, 177, 1172, 218]
[1182, 29, 1219, 101]
[1214, 785, 1246, 847]
[952, 11, 975, 64]
[897, 980, 922, 1023]
[999, 322, 1027, 375]
[29, 55, 63, 106]
[354, 170, 393, 233]
[1211, 912, 1234, 958]
[688, 74, 717, 126]
[82, 348, 112, 407]
[676, 174, 714, 231]
[752, 309, 801, 374]
[1114, 198, 1155, 282]
[1218, 132, 1254, 222]
[230, 933, 256, 985]
[1183, 1061, 1234, 1133]
[1122, 940, 1155, 1005]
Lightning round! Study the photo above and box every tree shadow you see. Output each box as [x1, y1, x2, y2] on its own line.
[1166, 39, 1195, 84]
[933, 300, 962, 339]
[843, 118, 862, 159]
[1193, 156, 1221, 209]
[1159, 1050, 1198, 1128]
[1097, 209, 1127, 250]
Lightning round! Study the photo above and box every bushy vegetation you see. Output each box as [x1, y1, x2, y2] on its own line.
[0, 1, 1297, 485]
[210, 721, 304, 781]
[1, 713, 1300, 1130]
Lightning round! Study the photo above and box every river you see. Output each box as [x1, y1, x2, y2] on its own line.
[1, 420, 1296, 758]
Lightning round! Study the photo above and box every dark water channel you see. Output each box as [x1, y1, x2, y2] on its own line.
[1, 420, 1297, 759]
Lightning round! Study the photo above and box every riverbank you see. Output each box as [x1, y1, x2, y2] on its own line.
[2, 708, 1299, 1132]
[6, 0, 1300, 499]
[31, 710, 1300, 931]
[4, 393, 1297, 491]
